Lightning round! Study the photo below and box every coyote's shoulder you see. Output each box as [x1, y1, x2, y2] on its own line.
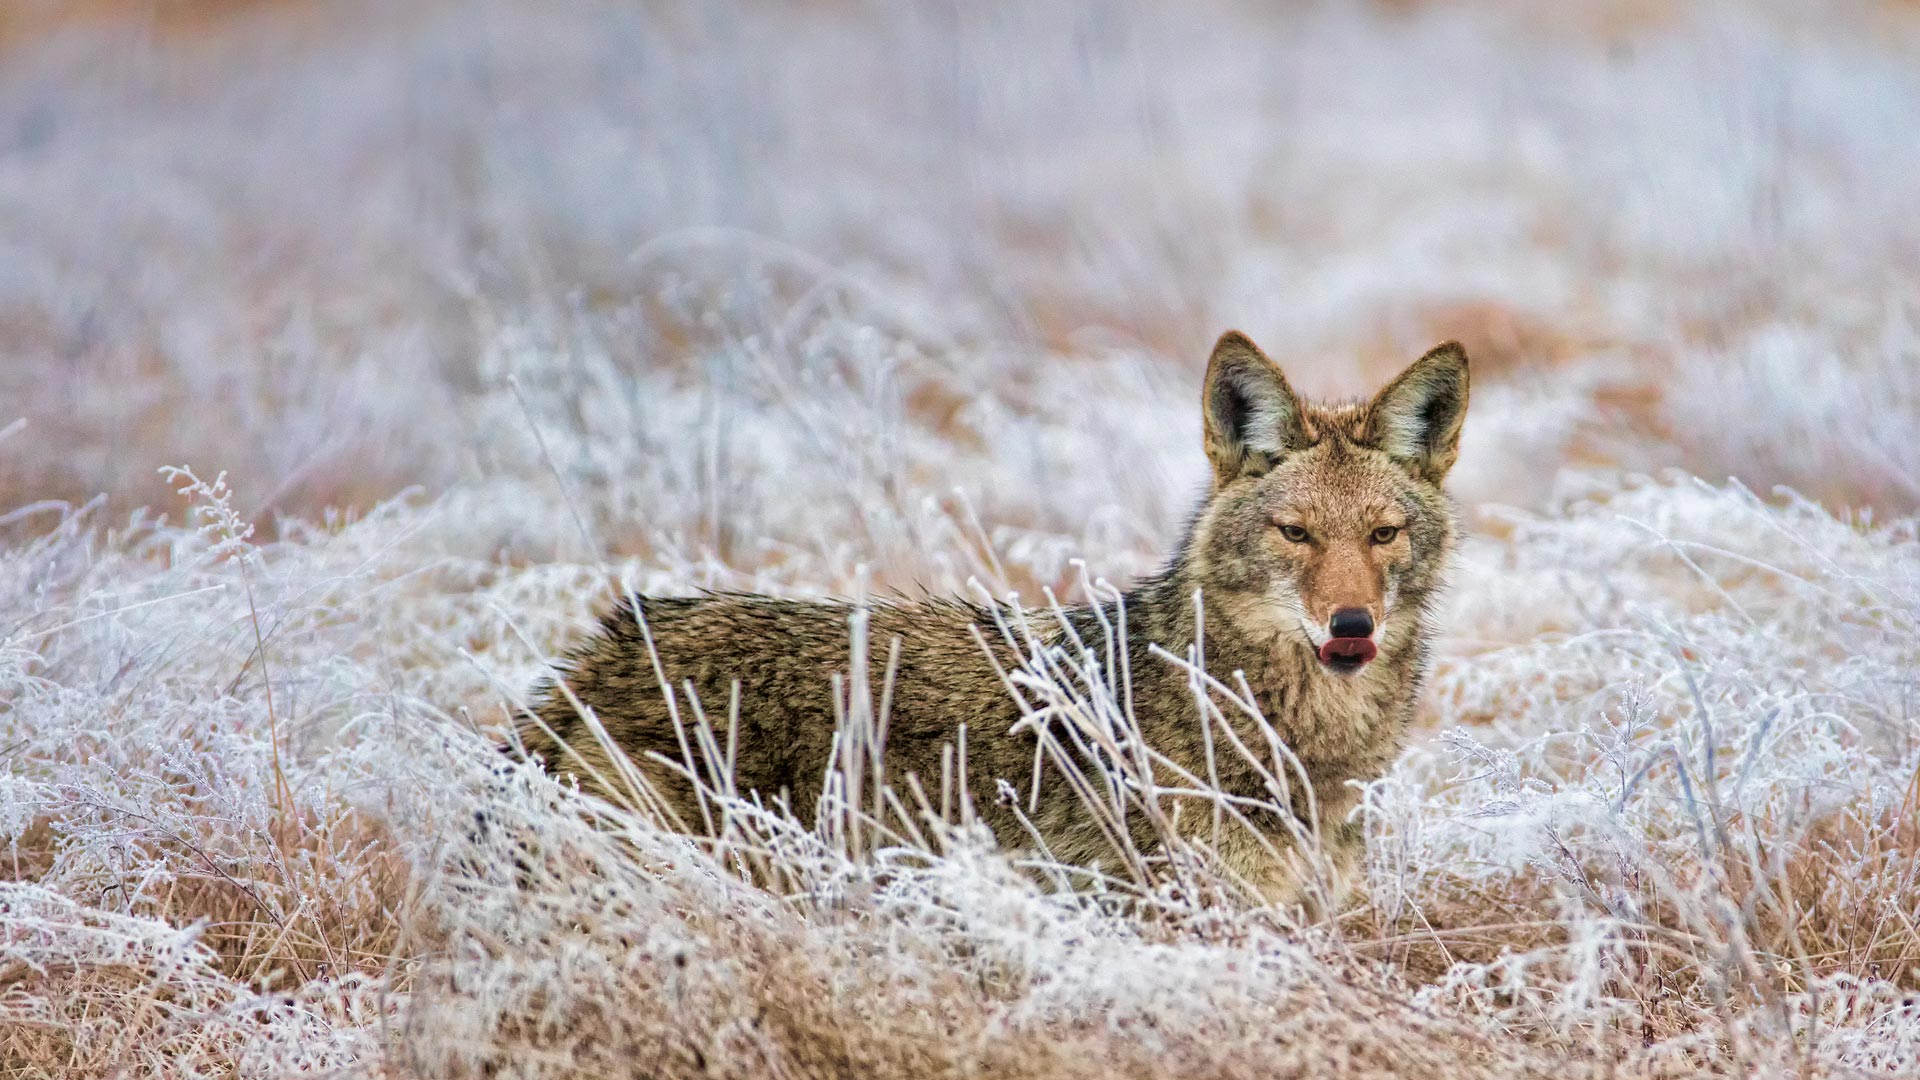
[519, 332, 1469, 908]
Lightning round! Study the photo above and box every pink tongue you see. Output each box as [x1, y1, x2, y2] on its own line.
[1318, 638, 1378, 665]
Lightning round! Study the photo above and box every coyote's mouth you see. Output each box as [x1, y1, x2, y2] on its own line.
[1317, 637, 1377, 673]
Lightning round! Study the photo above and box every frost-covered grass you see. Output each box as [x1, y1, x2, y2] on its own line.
[5, 1, 1920, 1076]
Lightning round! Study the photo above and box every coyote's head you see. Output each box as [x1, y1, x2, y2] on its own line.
[1185, 331, 1469, 676]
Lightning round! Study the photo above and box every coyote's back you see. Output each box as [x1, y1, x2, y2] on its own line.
[523, 593, 1041, 839]
[518, 330, 1470, 908]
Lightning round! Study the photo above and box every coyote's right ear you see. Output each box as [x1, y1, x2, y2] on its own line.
[1202, 331, 1307, 484]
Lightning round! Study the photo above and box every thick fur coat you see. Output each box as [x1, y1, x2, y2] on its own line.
[519, 332, 1469, 907]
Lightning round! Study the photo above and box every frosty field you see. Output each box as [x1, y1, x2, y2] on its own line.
[4, 1, 1920, 1075]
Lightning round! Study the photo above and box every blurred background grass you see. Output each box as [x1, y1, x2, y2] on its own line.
[6, 0, 1919, 545]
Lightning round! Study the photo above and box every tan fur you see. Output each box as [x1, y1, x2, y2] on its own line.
[517, 331, 1469, 910]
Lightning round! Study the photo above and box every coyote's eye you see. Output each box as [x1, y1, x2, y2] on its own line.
[1371, 525, 1400, 545]
[1278, 524, 1310, 543]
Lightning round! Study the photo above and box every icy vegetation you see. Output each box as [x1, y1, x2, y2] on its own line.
[4, 1, 1920, 1075]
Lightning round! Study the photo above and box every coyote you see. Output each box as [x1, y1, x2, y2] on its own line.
[518, 332, 1468, 907]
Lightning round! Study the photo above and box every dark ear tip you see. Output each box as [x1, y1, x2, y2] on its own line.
[1214, 329, 1258, 353]
[1423, 340, 1470, 368]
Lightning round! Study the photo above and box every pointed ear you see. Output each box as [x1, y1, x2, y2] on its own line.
[1201, 331, 1308, 484]
[1367, 341, 1470, 482]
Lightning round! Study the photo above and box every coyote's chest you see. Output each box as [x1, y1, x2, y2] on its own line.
[1242, 647, 1411, 786]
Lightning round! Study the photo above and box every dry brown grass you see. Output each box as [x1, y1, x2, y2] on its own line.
[0, 0, 334, 53]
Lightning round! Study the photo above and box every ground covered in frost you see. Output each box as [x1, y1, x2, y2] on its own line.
[3, 1, 1920, 1075]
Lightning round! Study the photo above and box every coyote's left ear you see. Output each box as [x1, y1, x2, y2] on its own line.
[1367, 342, 1470, 482]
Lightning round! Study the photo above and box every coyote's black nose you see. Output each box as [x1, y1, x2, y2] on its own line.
[1329, 608, 1373, 639]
